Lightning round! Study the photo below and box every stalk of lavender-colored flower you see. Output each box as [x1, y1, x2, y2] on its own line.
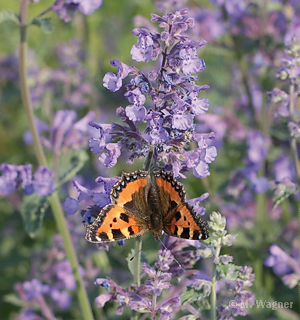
[18, 1, 94, 319]
[288, 82, 300, 269]
[210, 235, 221, 320]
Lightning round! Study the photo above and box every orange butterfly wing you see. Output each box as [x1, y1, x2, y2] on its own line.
[153, 170, 209, 240]
[85, 170, 150, 243]
[85, 204, 148, 243]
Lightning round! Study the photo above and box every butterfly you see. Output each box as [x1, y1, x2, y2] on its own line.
[85, 170, 209, 243]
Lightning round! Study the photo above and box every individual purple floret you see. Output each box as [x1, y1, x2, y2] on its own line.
[52, 0, 102, 22]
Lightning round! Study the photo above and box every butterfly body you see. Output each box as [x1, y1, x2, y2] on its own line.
[85, 170, 209, 243]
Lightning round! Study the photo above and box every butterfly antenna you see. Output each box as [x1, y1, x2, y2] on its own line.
[130, 247, 143, 261]
[158, 237, 182, 268]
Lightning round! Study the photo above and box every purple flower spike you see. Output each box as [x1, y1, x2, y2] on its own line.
[33, 166, 55, 196]
[54, 261, 77, 290]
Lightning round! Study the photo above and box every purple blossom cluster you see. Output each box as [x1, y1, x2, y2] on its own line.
[0, 109, 94, 198]
[0, 163, 54, 196]
[95, 249, 181, 319]
[98, 8, 217, 177]
[218, 266, 256, 319]
[24, 110, 95, 152]
[265, 244, 300, 289]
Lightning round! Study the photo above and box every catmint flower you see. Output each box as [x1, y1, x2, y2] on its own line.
[99, 143, 122, 168]
[267, 88, 289, 117]
[25, 110, 95, 152]
[0, 163, 18, 195]
[209, 211, 226, 232]
[274, 155, 295, 182]
[103, 59, 136, 92]
[50, 289, 71, 309]
[94, 250, 181, 318]
[125, 88, 147, 122]
[0, 164, 55, 196]
[99, 9, 215, 177]
[131, 28, 155, 62]
[22, 279, 50, 300]
[247, 131, 268, 164]
[33, 166, 55, 196]
[52, 0, 102, 22]
[64, 175, 119, 215]
[264, 245, 300, 279]
[64, 197, 79, 215]
[75, 0, 103, 15]
[179, 41, 206, 75]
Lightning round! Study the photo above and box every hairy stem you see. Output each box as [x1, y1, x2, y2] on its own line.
[288, 83, 300, 271]
[210, 239, 221, 320]
[19, 2, 94, 319]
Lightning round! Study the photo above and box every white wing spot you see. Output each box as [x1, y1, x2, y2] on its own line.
[96, 236, 102, 241]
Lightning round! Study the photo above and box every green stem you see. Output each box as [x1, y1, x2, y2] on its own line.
[133, 236, 142, 287]
[19, 2, 94, 320]
[288, 83, 300, 269]
[289, 84, 300, 182]
[210, 240, 221, 320]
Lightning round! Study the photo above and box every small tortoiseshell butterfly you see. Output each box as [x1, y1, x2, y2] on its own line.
[85, 170, 209, 243]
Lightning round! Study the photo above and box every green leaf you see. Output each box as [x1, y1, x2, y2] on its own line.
[20, 193, 49, 238]
[56, 150, 89, 189]
[216, 263, 239, 280]
[273, 186, 299, 208]
[31, 17, 53, 34]
[0, 10, 19, 25]
[3, 293, 23, 307]
[181, 287, 205, 304]
[126, 249, 147, 276]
